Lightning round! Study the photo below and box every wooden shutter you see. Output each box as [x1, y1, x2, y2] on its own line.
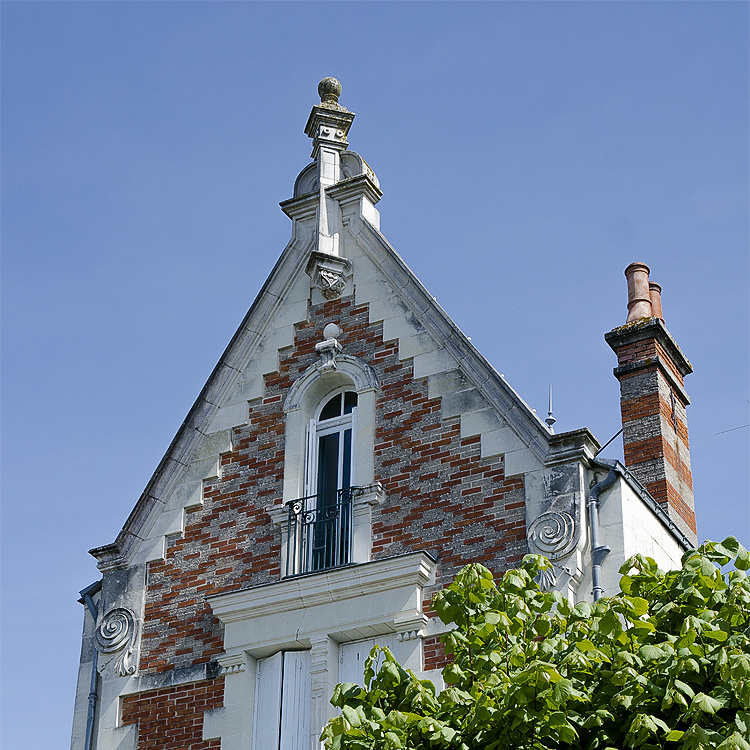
[349, 406, 357, 485]
[280, 651, 311, 750]
[253, 652, 283, 750]
[339, 638, 374, 687]
[339, 635, 398, 688]
[304, 419, 317, 498]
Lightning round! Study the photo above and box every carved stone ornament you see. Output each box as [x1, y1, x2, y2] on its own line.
[306, 251, 352, 301]
[534, 565, 558, 592]
[528, 509, 578, 561]
[317, 125, 347, 144]
[315, 322, 343, 371]
[95, 606, 138, 677]
[534, 560, 582, 594]
[218, 653, 247, 676]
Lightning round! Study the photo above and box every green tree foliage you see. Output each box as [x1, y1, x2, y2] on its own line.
[321, 538, 750, 750]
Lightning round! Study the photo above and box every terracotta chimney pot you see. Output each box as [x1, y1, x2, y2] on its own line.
[624, 262, 653, 322]
[649, 281, 663, 320]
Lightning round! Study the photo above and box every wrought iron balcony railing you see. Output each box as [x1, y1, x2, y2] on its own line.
[284, 488, 356, 577]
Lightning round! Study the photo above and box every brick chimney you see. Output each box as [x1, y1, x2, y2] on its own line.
[605, 263, 697, 543]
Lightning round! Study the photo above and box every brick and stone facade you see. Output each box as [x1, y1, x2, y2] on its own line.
[70, 80, 695, 750]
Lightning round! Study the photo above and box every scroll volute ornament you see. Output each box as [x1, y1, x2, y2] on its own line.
[95, 606, 138, 677]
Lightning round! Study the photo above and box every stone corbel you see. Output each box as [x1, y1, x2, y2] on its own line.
[394, 612, 429, 642]
[217, 652, 247, 676]
[306, 252, 352, 301]
[267, 502, 288, 530]
[352, 482, 386, 508]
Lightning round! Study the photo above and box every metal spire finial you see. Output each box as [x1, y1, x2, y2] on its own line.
[545, 385, 556, 431]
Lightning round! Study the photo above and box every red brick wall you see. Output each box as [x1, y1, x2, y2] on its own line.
[614, 337, 686, 387]
[120, 678, 224, 750]
[139, 293, 527, 675]
[423, 636, 447, 672]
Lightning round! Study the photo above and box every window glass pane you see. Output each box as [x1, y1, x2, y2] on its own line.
[315, 433, 339, 570]
[344, 391, 358, 414]
[317, 434, 339, 501]
[319, 394, 342, 421]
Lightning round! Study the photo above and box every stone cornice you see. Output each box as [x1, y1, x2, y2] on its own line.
[545, 428, 600, 468]
[208, 551, 436, 624]
[326, 174, 383, 208]
[604, 318, 693, 377]
[279, 191, 319, 222]
[304, 104, 355, 141]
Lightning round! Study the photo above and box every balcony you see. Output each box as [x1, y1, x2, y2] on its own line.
[267, 484, 386, 578]
[284, 488, 355, 577]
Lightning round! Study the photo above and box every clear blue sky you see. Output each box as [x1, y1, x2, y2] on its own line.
[2, 2, 748, 746]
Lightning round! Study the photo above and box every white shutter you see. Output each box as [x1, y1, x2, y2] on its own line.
[339, 638, 374, 687]
[304, 419, 317, 498]
[280, 651, 311, 750]
[340, 635, 399, 688]
[349, 406, 357, 485]
[253, 652, 283, 750]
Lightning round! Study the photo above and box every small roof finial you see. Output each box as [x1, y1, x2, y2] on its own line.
[318, 77, 342, 105]
[545, 385, 556, 431]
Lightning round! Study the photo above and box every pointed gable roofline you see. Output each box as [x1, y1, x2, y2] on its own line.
[90, 81, 561, 572]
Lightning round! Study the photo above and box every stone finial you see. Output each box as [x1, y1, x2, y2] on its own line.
[315, 322, 343, 371]
[318, 77, 342, 105]
[323, 323, 341, 340]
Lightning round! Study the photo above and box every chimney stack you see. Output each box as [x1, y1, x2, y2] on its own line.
[605, 263, 696, 543]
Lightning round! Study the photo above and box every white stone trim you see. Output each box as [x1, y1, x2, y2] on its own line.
[284, 356, 379, 414]
[208, 552, 436, 750]
[210, 551, 435, 627]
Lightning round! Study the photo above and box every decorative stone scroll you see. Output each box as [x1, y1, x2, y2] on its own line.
[528, 509, 577, 561]
[95, 606, 138, 677]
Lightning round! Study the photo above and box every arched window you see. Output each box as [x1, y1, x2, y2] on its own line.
[273, 353, 382, 577]
[307, 390, 357, 498]
[295, 390, 358, 572]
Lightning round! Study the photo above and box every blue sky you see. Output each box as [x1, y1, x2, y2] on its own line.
[2, 2, 748, 746]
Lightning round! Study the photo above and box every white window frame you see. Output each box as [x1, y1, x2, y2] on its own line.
[269, 356, 384, 575]
[305, 388, 358, 498]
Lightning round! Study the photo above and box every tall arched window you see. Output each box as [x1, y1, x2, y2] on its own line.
[276, 354, 381, 577]
[290, 390, 358, 573]
[307, 390, 357, 498]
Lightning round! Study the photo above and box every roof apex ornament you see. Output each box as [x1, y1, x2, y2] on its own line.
[303, 78, 357, 286]
[318, 77, 343, 106]
[304, 77, 355, 161]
